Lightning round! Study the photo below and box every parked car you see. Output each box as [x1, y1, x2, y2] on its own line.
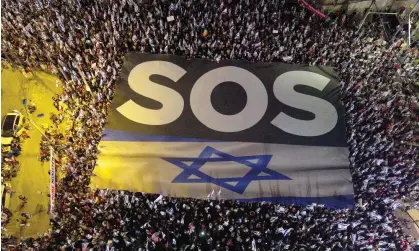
[1, 179, 12, 210]
[1, 111, 26, 146]
[1, 178, 12, 228]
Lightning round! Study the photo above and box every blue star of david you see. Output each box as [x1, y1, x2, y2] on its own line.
[162, 146, 291, 194]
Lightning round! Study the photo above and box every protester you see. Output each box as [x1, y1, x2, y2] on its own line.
[1, 0, 418, 249]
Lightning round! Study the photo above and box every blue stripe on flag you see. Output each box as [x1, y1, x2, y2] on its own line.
[236, 195, 354, 209]
[101, 129, 222, 142]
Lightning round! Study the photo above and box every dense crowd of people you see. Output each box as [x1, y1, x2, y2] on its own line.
[1, 0, 418, 250]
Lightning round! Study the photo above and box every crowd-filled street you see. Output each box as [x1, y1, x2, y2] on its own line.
[0, 0, 418, 250]
[1, 68, 63, 239]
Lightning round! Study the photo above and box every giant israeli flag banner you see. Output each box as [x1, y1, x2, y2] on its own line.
[92, 53, 354, 208]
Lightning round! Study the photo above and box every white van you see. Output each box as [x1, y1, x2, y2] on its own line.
[1, 111, 26, 146]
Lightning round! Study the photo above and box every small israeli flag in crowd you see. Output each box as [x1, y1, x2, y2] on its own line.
[283, 228, 293, 237]
[207, 189, 214, 199]
[154, 195, 163, 204]
[167, 207, 174, 216]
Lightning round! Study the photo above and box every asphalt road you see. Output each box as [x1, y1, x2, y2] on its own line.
[1, 67, 62, 239]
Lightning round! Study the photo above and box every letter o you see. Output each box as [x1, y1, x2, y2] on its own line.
[190, 66, 268, 132]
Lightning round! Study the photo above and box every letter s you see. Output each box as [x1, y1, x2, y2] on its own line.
[116, 61, 186, 125]
[271, 71, 338, 137]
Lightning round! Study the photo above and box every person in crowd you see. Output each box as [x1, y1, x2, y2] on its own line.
[0, 0, 418, 250]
